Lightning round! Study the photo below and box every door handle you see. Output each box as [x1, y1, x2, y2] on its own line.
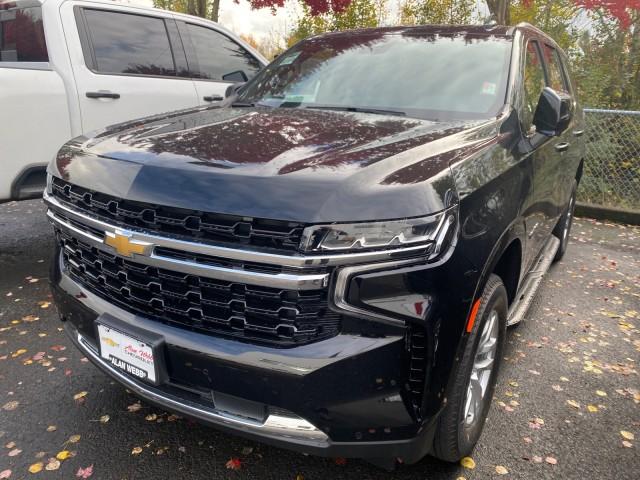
[203, 95, 224, 102]
[554, 142, 570, 152]
[86, 91, 120, 99]
[573, 130, 584, 137]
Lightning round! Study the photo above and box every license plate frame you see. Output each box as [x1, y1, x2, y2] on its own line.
[95, 313, 168, 386]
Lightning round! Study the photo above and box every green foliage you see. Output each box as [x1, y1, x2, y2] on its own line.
[287, 0, 387, 46]
[399, 0, 475, 25]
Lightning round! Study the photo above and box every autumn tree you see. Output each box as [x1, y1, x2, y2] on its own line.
[398, 0, 475, 25]
[287, 0, 387, 47]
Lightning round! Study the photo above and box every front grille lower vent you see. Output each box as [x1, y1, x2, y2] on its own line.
[56, 230, 341, 347]
[407, 326, 428, 414]
[51, 177, 306, 252]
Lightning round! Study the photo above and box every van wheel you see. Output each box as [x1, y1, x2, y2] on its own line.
[432, 274, 507, 462]
[552, 180, 577, 262]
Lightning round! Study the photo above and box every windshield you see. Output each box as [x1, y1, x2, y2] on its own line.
[237, 32, 513, 121]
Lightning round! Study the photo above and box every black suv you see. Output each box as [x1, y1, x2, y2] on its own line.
[46, 23, 584, 467]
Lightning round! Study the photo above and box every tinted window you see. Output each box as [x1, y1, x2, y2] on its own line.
[543, 44, 568, 93]
[0, 7, 48, 62]
[186, 24, 261, 81]
[522, 40, 546, 133]
[84, 9, 175, 76]
[238, 34, 512, 121]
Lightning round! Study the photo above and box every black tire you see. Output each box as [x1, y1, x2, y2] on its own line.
[552, 180, 577, 262]
[432, 274, 508, 462]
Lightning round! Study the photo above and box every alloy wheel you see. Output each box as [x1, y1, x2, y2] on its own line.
[463, 309, 499, 427]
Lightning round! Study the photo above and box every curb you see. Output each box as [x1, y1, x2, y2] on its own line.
[575, 202, 640, 226]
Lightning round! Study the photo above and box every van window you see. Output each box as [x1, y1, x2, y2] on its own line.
[0, 6, 48, 62]
[185, 24, 261, 81]
[83, 9, 175, 76]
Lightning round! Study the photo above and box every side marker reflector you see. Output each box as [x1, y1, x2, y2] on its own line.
[466, 299, 482, 333]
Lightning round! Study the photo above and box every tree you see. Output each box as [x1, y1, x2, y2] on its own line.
[399, 0, 475, 25]
[287, 0, 387, 46]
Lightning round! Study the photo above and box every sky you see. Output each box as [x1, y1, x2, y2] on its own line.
[134, 0, 301, 43]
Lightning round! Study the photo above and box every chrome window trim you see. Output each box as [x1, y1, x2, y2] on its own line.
[70, 326, 328, 445]
[44, 191, 435, 268]
[0, 61, 51, 70]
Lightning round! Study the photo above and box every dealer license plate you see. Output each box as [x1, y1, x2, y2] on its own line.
[97, 324, 156, 383]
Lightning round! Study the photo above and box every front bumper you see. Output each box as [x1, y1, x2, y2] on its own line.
[52, 259, 438, 462]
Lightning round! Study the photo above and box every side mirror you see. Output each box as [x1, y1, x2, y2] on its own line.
[224, 82, 246, 98]
[533, 87, 572, 136]
[222, 70, 249, 83]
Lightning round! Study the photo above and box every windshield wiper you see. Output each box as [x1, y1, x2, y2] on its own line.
[305, 105, 406, 117]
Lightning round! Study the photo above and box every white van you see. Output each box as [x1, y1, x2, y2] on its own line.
[0, 0, 267, 201]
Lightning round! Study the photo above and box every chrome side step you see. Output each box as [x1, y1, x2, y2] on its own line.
[507, 236, 560, 326]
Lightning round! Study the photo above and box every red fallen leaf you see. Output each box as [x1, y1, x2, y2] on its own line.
[225, 458, 242, 470]
[51, 345, 66, 352]
[334, 457, 347, 466]
[76, 464, 93, 478]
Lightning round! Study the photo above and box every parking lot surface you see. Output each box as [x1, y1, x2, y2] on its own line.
[1, 199, 638, 479]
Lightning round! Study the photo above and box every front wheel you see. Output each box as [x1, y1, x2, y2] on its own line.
[432, 274, 507, 462]
[552, 180, 577, 262]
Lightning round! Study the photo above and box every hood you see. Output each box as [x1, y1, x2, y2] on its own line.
[52, 106, 496, 223]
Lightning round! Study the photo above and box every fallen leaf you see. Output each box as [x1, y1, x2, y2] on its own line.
[241, 446, 253, 455]
[567, 399, 581, 409]
[145, 413, 157, 421]
[67, 434, 81, 444]
[460, 457, 476, 469]
[587, 405, 599, 413]
[56, 450, 74, 461]
[127, 402, 141, 413]
[131, 447, 143, 455]
[28, 463, 43, 474]
[225, 458, 242, 470]
[620, 431, 635, 441]
[622, 440, 633, 448]
[50, 345, 65, 352]
[7, 448, 21, 457]
[45, 459, 60, 471]
[532, 456, 543, 463]
[2, 401, 19, 411]
[5, 442, 16, 449]
[99, 415, 110, 423]
[495, 465, 508, 475]
[73, 391, 88, 401]
[46, 426, 57, 432]
[545, 456, 558, 465]
[76, 465, 93, 478]
[0, 470, 11, 479]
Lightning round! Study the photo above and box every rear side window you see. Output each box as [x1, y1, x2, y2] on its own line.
[0, 6, 48, 62]
[83, 9, 175, 76]
[522, 40, 546, 133]
[542, 44, 569, 93]
[185, 24, 261, 81]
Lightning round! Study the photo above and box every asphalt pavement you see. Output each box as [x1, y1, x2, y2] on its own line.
[1, 199, 638, 479]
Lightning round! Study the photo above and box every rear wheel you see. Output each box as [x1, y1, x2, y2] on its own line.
[552, 180, 577, 262]
[432, 274, 507, 462]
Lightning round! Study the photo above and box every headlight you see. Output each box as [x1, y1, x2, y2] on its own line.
[300, 211, 454, 253]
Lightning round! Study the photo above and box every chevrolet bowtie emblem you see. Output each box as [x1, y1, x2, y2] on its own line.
[104, 231, 153, 258]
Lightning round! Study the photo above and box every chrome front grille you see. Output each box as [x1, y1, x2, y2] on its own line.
[51, 177, 306, 252]
[57, 229, 341, 347]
